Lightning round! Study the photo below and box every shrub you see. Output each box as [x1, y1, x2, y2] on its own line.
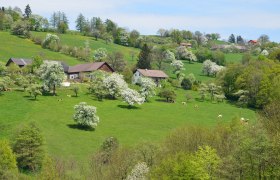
[0, 140, 18, 178]
[181, 78, 193, 90]
[159, 89, 176, 103]
[73, 102, 100, 128]
[13, 122, 45, 171]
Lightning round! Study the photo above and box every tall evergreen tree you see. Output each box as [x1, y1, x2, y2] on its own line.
[228, 34, 235, 43]
[236, 35, 244, 44]
[24, 4, 32, 18]
[75, 13, 86, 32]
[137, 43, 152, 69]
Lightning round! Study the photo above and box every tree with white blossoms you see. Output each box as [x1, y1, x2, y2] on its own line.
[38, 61, 65, 95]
[171, 60, 185, 79]
[121, 88, 145, 106]
[139, 77, 156, 101]
[73, 102, 99, 128]
[164, 50, 176, 62]
[104, 73, 128, 98]
[176, 46, 197, 63]
[126, 162, 149, 180]
[261, 49, 269, 56]
[93, 48, 108, 62]
[202, 60, 224, 77]
[42, 33, 60, 48]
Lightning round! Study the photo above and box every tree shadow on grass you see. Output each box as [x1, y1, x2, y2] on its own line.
[117, 105, 141, 110]
[67, 124, 95, 131]
[155, 98, 167, 102]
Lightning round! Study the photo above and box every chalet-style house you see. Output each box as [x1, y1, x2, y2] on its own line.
[132, 69, 168, 85]
[5, 58, 114, 80]
[180, 42, 192, 48]
[67, 62, 114, 79]
[248, 40, 258, 45]
[6, 58, 32, 67]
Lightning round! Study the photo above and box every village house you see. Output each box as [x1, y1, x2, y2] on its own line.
[180, 42, 192, 48]
[5, 58, 114, 80]
[132, 69, 168, 85]
[67, 62, 114, 80]
[248, 40, 258, 46]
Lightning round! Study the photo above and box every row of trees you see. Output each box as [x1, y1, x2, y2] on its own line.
[75, 14, 141, 47]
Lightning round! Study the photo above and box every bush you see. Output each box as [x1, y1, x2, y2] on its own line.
[13, 122, 45, 172]
[0, 140, 18, 178]
[181, 78, 193, 90]
[159, 89, 176, 103]
[73, 102, 100, 128]
[211, 50, 225, 65]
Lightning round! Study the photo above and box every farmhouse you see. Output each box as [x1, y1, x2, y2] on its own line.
[180, 42, 192, 48]
[67, 62, 114, 80]
[5, 58, 114, 80]
[6, 58, 32, 67]
[132, 69, 168, 85]
[248, 40, 258, 45]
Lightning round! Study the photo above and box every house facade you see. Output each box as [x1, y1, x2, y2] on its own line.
[132, 69, 168, 85]
[67, 62, 114, 80]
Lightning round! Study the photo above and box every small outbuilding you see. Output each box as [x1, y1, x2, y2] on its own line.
[132, 69, 168, 86]
[6, 58, 32, 68]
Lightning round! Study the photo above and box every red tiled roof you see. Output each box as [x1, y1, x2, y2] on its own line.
[68, 62, 106, 73]
[137, 69, 168, 78]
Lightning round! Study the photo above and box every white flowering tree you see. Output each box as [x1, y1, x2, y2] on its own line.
[164, 50, 176, 62]
[73, 102, 99, 128]
[202, 59, 224, 77]
[42, 33, 60, 48]
[261, 49, 269, 56]
[126, 162, 149, 180]
[171, 60, 185, 79]
[104, 73, 128, 98]
[139, 77, 156, 101]
[93, 48, 108, 62]
[38, 61, 65, 95]
[121, 88, 145, 106]
[176, 46, 197, 63]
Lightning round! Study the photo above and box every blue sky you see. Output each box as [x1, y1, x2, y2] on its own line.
[2, 0, 280, 42]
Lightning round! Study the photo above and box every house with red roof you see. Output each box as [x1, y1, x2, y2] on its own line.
[248, 40, 258, 45]
[132, 69, 168, 86]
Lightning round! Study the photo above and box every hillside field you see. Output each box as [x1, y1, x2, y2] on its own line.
[0, 85, 256, 163]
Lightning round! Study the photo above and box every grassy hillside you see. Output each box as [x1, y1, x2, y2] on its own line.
[31, 32, 140, 64]
[0, 32, 80, 65]
[0, 85, 256, 163]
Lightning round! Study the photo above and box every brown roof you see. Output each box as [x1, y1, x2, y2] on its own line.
[68, 62, 108, 73]
[7, 58, 32, 66]
[137, 69, 168, 78]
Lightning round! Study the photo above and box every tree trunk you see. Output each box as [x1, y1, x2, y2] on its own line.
[53, 85, 56, 96]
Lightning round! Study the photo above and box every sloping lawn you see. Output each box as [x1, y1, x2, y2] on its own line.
[0, 32, 80, 65]
[31, 32, 140, 63]
[0, 86, 256, 163]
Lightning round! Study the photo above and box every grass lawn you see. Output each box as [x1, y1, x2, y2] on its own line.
[31, 32, 140, 64]
[0, 85, 256, 164]
[0, 32, 80, 65]
[225, 53, 243, 63]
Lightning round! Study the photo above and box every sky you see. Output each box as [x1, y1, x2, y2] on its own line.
[1, 0, 280, 42]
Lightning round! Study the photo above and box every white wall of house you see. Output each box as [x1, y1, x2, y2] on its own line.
[132, 70, 142, 84]
[69, 73, 79, 80]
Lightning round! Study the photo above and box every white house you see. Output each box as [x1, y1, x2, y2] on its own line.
[132, 69, 168, 85]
